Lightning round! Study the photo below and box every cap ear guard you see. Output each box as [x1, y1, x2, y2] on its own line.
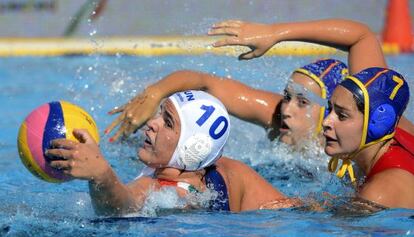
[368, 104, 396, 140]
[341, 68, 409, 147]
[327, 67, 409, 185]
[178, 133, 213, 170]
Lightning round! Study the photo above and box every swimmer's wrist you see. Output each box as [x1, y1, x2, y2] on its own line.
[89, 164, 114, 187]
[147, 82, 182, 101]
[145, 85, 164, 101]
[268, 23, 292, 42]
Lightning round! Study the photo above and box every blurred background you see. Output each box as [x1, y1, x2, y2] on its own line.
[0, 0, 412, 37]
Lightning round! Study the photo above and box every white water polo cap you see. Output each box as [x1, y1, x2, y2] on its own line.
[168, 90, 230, 171]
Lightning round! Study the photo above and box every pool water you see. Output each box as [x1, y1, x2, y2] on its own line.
[1, 54, 414, 236]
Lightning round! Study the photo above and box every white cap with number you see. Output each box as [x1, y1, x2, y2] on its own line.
[168, 90, 230, 171]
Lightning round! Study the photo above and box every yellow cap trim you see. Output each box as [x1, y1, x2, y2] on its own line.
[328, 75, 397, 185]
[344, 76, 370, 149]
[362, 132, 395, 149]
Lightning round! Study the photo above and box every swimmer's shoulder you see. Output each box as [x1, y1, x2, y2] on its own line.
[215, 156, 260, 180]
[216, 156, 246, 169]
[214, 157, 239, 184]
[215, 157, 273, 187]
[216, 156, 270, 179]
[214, 156, 245, 211]
[360, 169, 414, 208]
[216, 157, 289, 211]
[215, 157, 247, 185]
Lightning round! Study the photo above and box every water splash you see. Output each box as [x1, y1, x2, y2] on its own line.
[138, 186, 218, 217]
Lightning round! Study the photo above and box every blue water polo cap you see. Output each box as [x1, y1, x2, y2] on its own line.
[294, 59, 348, 132]
[340, 67, 410, 148]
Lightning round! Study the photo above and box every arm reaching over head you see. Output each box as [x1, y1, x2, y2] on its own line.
[106, 19, 414, 142]
[208, 19, 386, 74]
[47, 129, 147, 216]
[209, 19, 414, 136]
[105, 70, 282, 141]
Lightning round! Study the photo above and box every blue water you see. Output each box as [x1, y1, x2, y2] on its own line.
[1, 54, 414, 236]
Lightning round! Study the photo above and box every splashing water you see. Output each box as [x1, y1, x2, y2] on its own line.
[2, 55, 414, 235]
[138, 186, 218, 217]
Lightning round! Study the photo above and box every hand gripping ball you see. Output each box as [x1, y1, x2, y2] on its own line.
[17, 101, 100, 183]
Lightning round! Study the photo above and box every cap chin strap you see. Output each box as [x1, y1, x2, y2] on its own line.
[327, 135, 392, 186]
[328, 156, 356, 185]
[328, 76, 389, 186]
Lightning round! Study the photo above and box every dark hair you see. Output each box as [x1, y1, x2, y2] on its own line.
[340, 79, 365, 114]
[353, 95, 364, 113]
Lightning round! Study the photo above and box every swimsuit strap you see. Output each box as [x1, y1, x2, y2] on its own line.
[204, 165, 230, 211]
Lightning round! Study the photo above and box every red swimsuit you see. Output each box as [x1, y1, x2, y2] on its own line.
[366, 128, 414, 180]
